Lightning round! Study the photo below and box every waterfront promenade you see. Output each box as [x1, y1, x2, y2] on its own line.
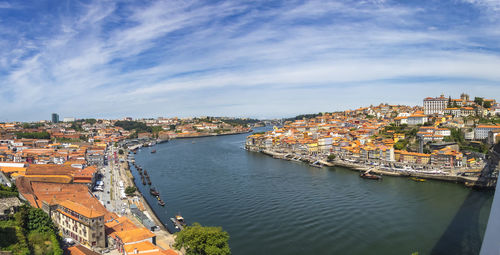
[104, 146, 179, 253]
[254, 148, 490, 187]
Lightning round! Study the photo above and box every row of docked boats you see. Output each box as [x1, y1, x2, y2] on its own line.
[149, 187, 166, 206]
[130, 150, 187, 231]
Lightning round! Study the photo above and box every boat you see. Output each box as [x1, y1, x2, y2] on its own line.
[360, 172, 382, 180]
[158, 199, 165, 206]
[170, 214, 186, 230]
[411, 177, 426, 182]
[150, 187, 160, 196]
[151, 149, 156, 153]
[141, 177, 146, 185]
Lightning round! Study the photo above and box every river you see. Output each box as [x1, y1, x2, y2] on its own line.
[131, 129, 494, 255]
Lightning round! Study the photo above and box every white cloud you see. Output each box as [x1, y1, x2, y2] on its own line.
[0, 0, 499, 121]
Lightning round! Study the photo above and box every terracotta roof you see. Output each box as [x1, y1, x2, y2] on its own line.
[58, 200, 104, 218]
[105, 216, 137, 236]
[64, 245, 100, 255]
[124, 241, 159, 253]
[26, 164, 76, 176]
[115, 227, 156, 243]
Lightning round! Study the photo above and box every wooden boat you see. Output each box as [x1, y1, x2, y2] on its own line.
[360, 172, 382, 180]
[170, 214, 186, 230]
[411, 177, 426, 182]
[151, 149, 156, 153]
[150, 187, 160, 196]
[158, 199, 165, 206]
[141, 176, 146, 185]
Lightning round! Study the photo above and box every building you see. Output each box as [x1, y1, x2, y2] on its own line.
[49, 200, 106, 248]
[407, 114, 428, 125]
[423, 95, 448, 115]
[52, 113, 60, 123]
[111, 227, 156, 254]
[430, 147, 463, 167]
[64, 117, 76, 122]
[474, 125, 500, 140]
[487, 129, 500, 145]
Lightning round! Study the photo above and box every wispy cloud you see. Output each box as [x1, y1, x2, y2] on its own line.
[0, 0, 499, 121]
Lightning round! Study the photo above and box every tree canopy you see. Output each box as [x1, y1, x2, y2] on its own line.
[114, 121, 152, 133]
[15, 132, 50, 139]
[174, 223, 230, 255]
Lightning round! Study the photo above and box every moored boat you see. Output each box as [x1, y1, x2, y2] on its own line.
[360, 172, 382, 180]
[411, 177, 426, 182]
[150, 187, 160, 196]
[151, 149, 156, 153]
[158, 199, 165, 206]
[170, 214, 186, 230]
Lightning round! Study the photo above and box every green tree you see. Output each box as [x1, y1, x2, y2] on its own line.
[70, 122, 83, 132]
[15, 132, 50, 139]
[394, 139, 408, 150]
[484, 101, 492, 108]
[125, 186, 137, 196]
[27, 208, 54, 233]
[114, 121, 152, 133]
[474, 97, 484, 106]
[174, 223, 230, 255]
[327, 154, 336, 161]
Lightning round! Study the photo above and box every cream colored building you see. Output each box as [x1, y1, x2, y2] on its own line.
[50, 200, 106, 248]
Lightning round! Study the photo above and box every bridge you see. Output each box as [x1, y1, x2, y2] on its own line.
[480, 142, 500, 255]
[430, 142, 499, 255]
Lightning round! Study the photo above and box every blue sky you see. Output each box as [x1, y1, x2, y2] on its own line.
[1, 0, 499, 121]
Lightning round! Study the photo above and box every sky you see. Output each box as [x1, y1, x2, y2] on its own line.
[0, 0, 499, 121]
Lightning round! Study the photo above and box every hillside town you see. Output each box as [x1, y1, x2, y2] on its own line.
[246, 94, 500, 186]
[1, 94, 500, 254]
[0, 117, 255, 254]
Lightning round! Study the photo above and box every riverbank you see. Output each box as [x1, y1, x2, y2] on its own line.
[120, 150, 179, 252]
[255, 148, 488, 188]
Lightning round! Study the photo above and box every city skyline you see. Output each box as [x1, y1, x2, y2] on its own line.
[1, 0, 500, 121]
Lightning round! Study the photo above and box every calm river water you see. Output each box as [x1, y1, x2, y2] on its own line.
[131, 129, 493, 255]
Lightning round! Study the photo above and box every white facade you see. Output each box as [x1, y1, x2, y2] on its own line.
[423, 96, 448, 115]
[474, 125, 500, 140]
[63, 117, 76, 122]
[435, 129, 451, 137]
[407, 116, 428, 125]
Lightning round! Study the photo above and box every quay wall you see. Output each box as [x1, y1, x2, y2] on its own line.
[252, 147, 483, 187]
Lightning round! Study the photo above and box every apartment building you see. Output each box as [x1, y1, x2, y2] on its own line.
[49, 200, 106, 248]
[423, 95, 447, 115]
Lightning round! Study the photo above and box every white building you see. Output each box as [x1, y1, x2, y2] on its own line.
[63, 117, 76, 122]
[435, 128, 451, 137]
[474, 125, 500, 140]
[423, 95, 448, 115]
[407, 114, 428, 125]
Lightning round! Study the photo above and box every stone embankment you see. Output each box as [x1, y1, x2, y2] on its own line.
[252, 147, 496, 188]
